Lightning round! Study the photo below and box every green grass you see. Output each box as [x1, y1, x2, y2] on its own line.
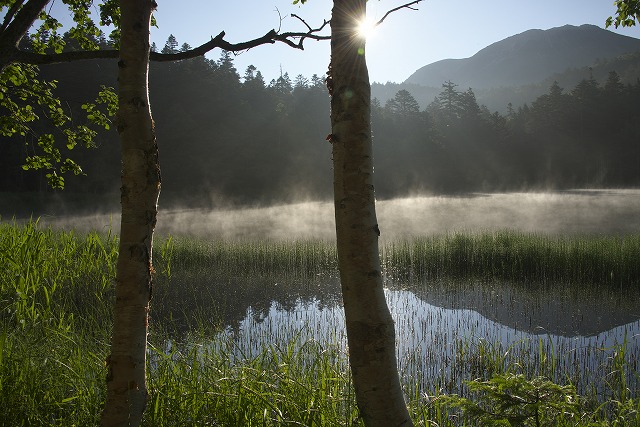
[162, 237, 337, 279]
[383, 231, 640, 286]
[145, 337, 357, 426]
[0, 220, 115, 426]
[1, 220, 639, 426]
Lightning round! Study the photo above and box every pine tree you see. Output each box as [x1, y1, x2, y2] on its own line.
[161, 34, 178, 54]
[604, 70, 625, 96]
[385, 89, 420, 118]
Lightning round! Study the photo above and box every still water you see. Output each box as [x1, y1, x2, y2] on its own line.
[220, 282, 639, 397]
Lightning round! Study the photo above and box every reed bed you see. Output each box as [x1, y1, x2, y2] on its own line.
[1, 220, 639, 426]
[383, 231, 640, 286]
[161, 230, 640, 288]
[160, 236, 338, 279]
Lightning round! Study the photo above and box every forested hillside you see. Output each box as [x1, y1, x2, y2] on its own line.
[2, 34, 640, 207]
[373, 51, 640, 112]
[374, 24, 640, 112]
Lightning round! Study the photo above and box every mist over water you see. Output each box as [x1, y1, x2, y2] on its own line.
[33, 189, 640, 239]
[377, 189, 640, 239]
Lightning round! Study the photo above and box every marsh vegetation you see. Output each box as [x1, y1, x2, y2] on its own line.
[2, 191, 639, 426]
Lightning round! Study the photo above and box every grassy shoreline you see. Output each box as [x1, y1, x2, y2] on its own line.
[1, 221, 638, 425]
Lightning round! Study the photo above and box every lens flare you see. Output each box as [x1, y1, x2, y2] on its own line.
[356, 17, 377, 39]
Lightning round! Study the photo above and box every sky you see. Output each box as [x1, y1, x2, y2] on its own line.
[43, 0, 640, 84]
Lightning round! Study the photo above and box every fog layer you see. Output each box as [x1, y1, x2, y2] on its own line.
[30, 189, 640, 240]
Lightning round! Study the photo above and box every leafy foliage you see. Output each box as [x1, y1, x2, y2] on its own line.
[97, 0, 121, 46]
[0, 61, 116, 188]
[442, 374, 581, 427]
[607, 0, 640, 28]
[0, 1, 121, 188]
[24, 0, 106, 54]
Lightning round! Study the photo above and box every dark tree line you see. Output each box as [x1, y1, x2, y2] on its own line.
[374, 75, 640, 196]
[2, 34, 640, 207]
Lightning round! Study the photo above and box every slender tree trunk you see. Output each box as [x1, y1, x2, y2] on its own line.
[330, 1, 413, 426]
[101, 1, 159, 426]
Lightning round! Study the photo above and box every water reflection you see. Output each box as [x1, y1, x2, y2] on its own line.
[406, 280, 640, 337]
[388, 289, 639, 395]
[219, 288, 640, 397]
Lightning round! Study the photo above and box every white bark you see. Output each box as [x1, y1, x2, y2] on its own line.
[101, 1, 159, 425]
[330, 1, 413, 426]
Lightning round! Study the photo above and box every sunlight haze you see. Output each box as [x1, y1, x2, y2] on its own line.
[145, 0, 640, 83]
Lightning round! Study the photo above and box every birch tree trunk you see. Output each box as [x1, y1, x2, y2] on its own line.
[330, 1, 413, 426]
[101, 1, 159, 425]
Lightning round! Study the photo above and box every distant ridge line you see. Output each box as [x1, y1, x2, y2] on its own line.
[404, 24, 640, 89]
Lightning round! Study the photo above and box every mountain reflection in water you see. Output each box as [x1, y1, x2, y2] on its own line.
[220, 285, 639, 397]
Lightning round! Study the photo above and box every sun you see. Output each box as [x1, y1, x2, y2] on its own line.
[356, 17, 378, 39]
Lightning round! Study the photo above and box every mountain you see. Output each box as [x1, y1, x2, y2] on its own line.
[405, 24, 640, 89]
[373, 50, 640, 112]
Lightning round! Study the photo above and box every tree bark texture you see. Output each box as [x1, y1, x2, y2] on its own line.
[330, 1, 413, 426]
[101, 1, 159, 426]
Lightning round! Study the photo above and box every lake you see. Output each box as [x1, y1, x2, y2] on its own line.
[211, 276, 640, 398]
[29, 189, 640, 397]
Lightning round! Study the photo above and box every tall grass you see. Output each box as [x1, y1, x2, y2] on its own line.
[0, 219, 117, 329]
[145, 337, 357, 426]
[0, 220, 116, 426]
[383, 231, 640, 286]
[160, 237, 338, 279]
[1, 220, 639, 426]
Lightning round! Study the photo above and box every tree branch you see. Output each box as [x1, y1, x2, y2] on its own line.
[11, 47, 119, 64]
[4, 15, 331, 66]
[152, 18, 330, 55]
[2, 0, 50, 45]
[291, 13, 314, 32]
[0, 0, 26, 35]
[3, 0, 418, 68]
[374, 0, 424, 27]
[150, 29, 288, 62]
[277, 15, 331, 49]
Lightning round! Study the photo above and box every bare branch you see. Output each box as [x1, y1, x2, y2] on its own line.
[3, 1, 416, 68]
[150, 30, 278, 61]
[12, 48, 119, 64]
[275, 18, 331, 50]
[274, 7, 283, 33]
[375, 0, 424, 27]
[2, 11, 330, 68]
[291, 13, 313, 32]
